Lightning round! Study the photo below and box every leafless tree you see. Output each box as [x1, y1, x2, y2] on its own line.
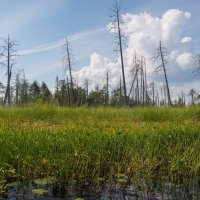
[63, 37, 74, 106]
[0, 35, 19, 106]
[188, 88, 200, 105]
[106, 69, 109, 105]
[129, 55, 136, 97]
[109, 0, 128, 106]
[66, 75, 71, 106]
[152, 41, 172, 106]
[128, 52, 140, 102]
[150, 82, 155, 106]
[189, 89, 195, 105]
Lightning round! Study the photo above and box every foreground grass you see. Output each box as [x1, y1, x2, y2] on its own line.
[0, 105, 200, 183]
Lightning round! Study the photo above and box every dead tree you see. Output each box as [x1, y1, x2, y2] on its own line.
[63, 37, 74, 106]
[128, 52, 141, 105]
[0, 35, 19, 106]
[119, 76, 122, 106]
[66, 76, 71, 106]
[106, 70, 109, 105]
[128, 52, 139, 100]
[109, 0, 128, 106]
[152, 41, 172, 106]
[150, 82, 155, 106]
[188, 89, 200, 105]
[140, 57, 145, 105]
[142, 57, 148, 104]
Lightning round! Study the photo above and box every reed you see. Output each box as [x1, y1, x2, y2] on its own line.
[0, 105, 200, 183]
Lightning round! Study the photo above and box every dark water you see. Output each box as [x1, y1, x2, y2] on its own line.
[1, 177, 200, 200]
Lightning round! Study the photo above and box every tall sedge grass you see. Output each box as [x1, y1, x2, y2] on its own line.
[0, 105, 200, 183]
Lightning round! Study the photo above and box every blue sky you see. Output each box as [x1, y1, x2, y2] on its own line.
[0, 0, 199, 99]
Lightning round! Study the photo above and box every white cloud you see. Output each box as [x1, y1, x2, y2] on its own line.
[74, 52, 121, 91]
[122, 9, 191, 69]
[161, 9, 191, 43]
[181, 37, 192, 43]
[74, 9, 196, 98]
[176, 52, 193, 70]
[18, 39, 65, 56]
[17, 28, 105, 56]
[10, 8, 196, 99]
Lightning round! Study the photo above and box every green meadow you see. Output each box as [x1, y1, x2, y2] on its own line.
[0, 106, 200, 184]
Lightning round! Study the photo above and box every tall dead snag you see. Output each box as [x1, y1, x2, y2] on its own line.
[63, 37, 74, 106]
[0, 35, 19, 106]
[150, 82, 155, 106]
[142, 57, 148, 105]
[129, 52, 139, 101]
[106, 69, 109, 105]
[152, 41, 172, 106]
[109, 0, 128, 106]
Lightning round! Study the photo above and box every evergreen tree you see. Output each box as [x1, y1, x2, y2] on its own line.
[40, 82, 52, 103]
[29, 81, 40, 102]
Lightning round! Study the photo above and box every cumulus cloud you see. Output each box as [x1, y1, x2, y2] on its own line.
[181, 37, 192, 43]
[122, 9, 192, 70]
[74, 53, 121, 91]
[176, 52, 193, 70]
[161, 9, 191, 44]
[74, 9, 194, 97]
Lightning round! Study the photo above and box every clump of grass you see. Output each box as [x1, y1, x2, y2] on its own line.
[0, 106, 200, 184]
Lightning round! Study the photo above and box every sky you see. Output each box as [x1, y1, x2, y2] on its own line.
[0, 0, 199, 101]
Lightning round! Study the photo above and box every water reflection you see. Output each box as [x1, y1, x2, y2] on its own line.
[1, 176, 200, 199]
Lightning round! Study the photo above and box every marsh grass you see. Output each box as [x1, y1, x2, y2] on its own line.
[0, 105, 200, 185]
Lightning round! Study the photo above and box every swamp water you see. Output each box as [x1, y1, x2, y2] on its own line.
[1, 176, 200, 200]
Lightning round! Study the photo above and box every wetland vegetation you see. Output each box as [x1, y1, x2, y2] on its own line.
[0, 105, 200, 198]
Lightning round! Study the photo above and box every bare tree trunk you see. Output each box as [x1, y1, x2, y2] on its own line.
[0, 35, 20, 106]
[152, 82, 155, 106]
[161, 88, 164, 106]
[141, 58, 145, 106]
[136, 74, 139, 106]
[143, 57, 148, 104]
[4, 35, 11, 106]
[67, 76, 71, 106]
[140, 68, 142, 104]
[110, 1, 128, 106]
[63, 38, 74, 106]
[159, 42, 172, 106]
[66, 40, 74, 105]
[15, 70, 20, 105]
[128, 69, 138, 99]
[117, 12, 127, 106]
[119, 76, 122, 106]
[156, 91, 159, 107]
[107, 70, 109, 105]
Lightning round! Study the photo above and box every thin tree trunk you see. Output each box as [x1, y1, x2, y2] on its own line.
[159, 42, 172, 106]
[67, 76, 71, 106]
[106, 70, 109, 105]
[116, 9, 128, 106]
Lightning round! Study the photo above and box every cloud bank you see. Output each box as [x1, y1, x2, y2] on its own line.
[74, 9, 197, 97]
